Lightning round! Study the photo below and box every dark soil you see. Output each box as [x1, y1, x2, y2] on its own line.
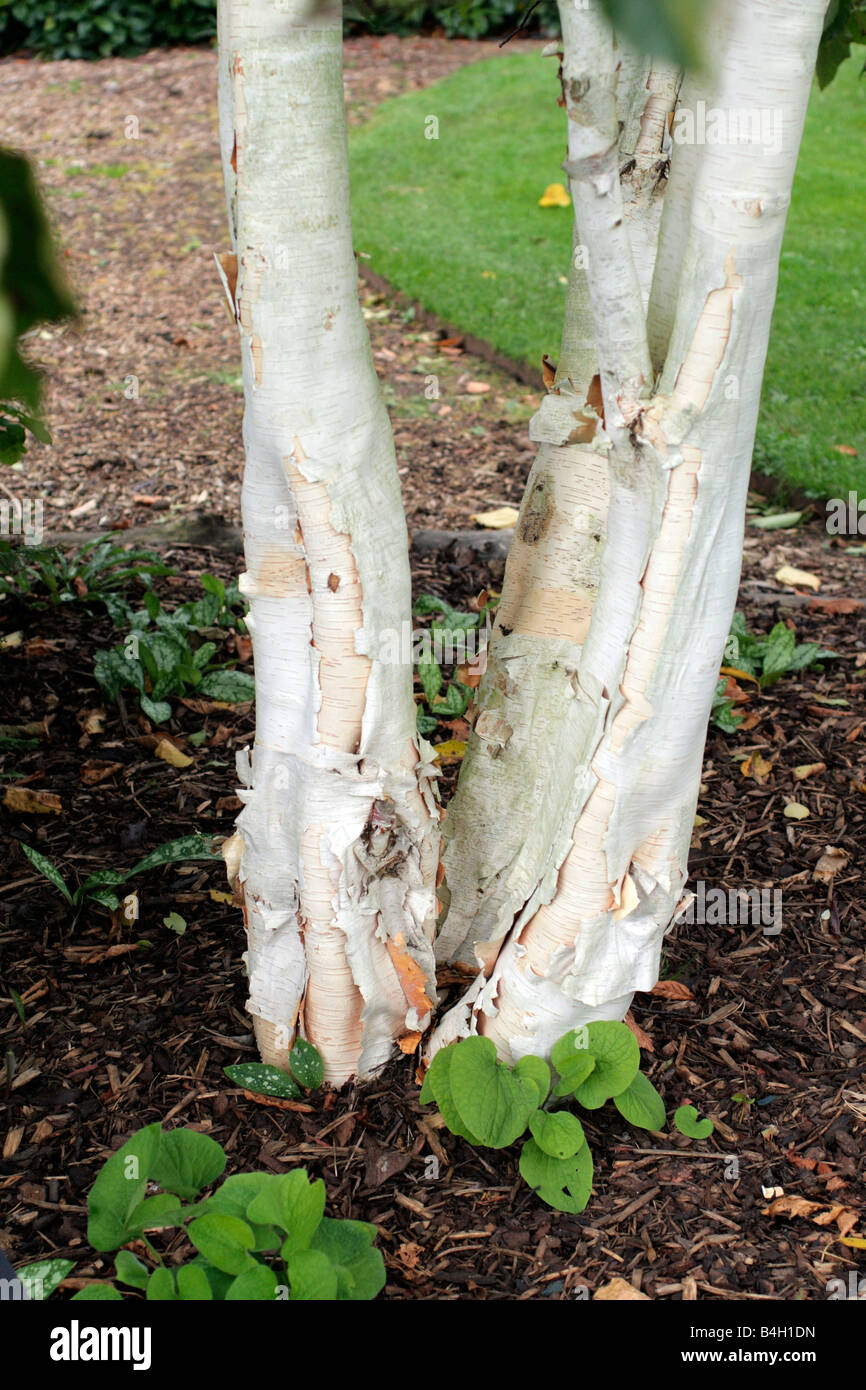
[0, 38, 864, 1302]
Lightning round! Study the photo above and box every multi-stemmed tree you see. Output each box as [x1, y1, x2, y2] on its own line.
[216, 0, 844, 1082]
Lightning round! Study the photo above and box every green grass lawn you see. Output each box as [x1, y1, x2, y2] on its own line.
[349, 50, 866, 500]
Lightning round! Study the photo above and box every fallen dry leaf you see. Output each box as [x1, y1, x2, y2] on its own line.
[4, 787, 61, 815]
[806, 596, 863, 615]
[794, 761, 826, 780]
[593, 1278, 649, 1301]
[433, 739, 466, 764]
[464, 380, 491, 395]
[154, 739, 193, 769]
[80, 760, 124, 786]
[812, 846, 850, 884]
[456, 661, 483, 689]
[784, 801, 810, 820]
[763, 1195, 860, 1236]
[720, 665, 758, 685]
[624, 1010, 654, 1052]
[649, 980, 694, 1000]
[470, 506, 519, 530]
[775, 564, 821, 591]
[542, 354, 557, 390]
[741, 751, 773, 784]
[832, 444, 858, 456]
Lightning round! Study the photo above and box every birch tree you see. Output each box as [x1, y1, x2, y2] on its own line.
[217, 0, 834, 1079]
[216, 0, 440, 1084]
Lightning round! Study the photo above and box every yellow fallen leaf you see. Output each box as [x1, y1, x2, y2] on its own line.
[209, 889, 235, 904]
[775, 564, 820, 591]
[741, 752, 773, 784]
[3, 787, 61, 815]
[0, 631, 23, 651]
[470, 506, 519, 529]
[480, 270, 496, 279]
[784, 801, 810, 820]
[593, 1278, 649, 1301]
[719, 665, 758, 685]
[433, 739, 467, 764]
[841, 1236, 866, 1249]
[538, 182, 571, 208]
[693, 814, 707, 827]
[794, 762, 826, 780]
[154, 739, 193, 769]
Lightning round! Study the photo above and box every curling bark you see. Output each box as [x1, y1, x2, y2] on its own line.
[216, 0, 439, 1084]
[434, 0, 827, 1062]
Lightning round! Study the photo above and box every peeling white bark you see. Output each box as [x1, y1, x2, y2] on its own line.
[218, 0, 438, 1083]
[433, 0, 825, 1064]
[436, 18, 678, 983]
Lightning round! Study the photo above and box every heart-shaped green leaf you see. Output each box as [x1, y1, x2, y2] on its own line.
[176, 1264, 213, 1300]
[310, 1218, 384, 1301]
[614, 1071, 666, 1132]
[419, 1044, 481, 1144]
[246, 1169, 325, 1255]
[571, 1021, 640, 1109]
[674, 1104, 714, 1140]
[513, 1054, 551, 1106]
[86, 1122, 162, 1251]
[449, 1036, 539, 1149]
[188, 1213, 256, 1275]
[519, 1137, 594, 1213]
[287, 1248, 339, 1301]
[225, 1263, 277, 1300]
[113, 1250, 150, 1291]
[528, 1108, 586, 1160]
[149, 1127, 226, 1201]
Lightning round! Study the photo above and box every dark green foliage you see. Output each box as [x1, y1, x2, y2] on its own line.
[0, 535, 172, 621]
[0, 1, 217, 60]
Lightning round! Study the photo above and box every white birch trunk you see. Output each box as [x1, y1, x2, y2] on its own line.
[433, 0, 825, 1063]
[217, 0, 439, 1084]
[435, 31, 677, 979]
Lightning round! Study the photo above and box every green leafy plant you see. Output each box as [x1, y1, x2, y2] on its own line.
[422, 1021, 711, 1213]
[94, 573, 252, 723]
[46, 1121, 383, 1301]
[711, 612, 837, 733]
[19, 832, 220, 914]
[0, 535, 172, 623]
[412, 592, 494, 736]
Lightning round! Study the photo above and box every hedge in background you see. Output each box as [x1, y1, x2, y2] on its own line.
[0, 0, 559, 59]
[346, 0, 559, 42]
[0, 0, 217, 60]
